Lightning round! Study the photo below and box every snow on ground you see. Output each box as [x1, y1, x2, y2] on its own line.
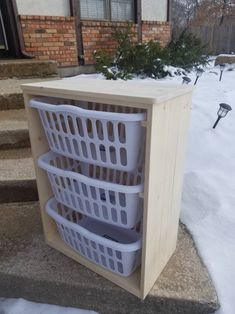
[0, 298, 98, 314]
[177, 65, 234, 314]
[71, 64, 235, 314]
[155, 64, 235, 314]
[150, 64, 234, 314]
[1, 63, 234, 314]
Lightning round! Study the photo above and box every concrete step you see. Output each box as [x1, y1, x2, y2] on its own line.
[0, 109, 30, 149]
[0, 148, 38, 203]
[0, 78, 60, 111]
[0, 201, 219, 314]
[0, 59, 58, 80]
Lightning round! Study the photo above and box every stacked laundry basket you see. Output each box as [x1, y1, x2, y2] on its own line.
[30, 98, 146, 277]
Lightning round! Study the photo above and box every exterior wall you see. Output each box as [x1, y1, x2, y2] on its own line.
[16, 0, 168, 21]
[17, 1, 171, 66]
[81, 0, 171, 64]
[81, 21, 137, 65]
[142, 21, 171, 47]
[16, 0, 70, 16]
[81, 21, 171, 65]
[20, 16, 78, 66]
[142, 0, 168, 21]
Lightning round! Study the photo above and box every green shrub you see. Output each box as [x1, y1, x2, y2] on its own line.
[94, 50, 133, 80]
[94, 24, 135, 80]
[94, 26, 209, 80]
[94, 25, 169, 79]
[115, 39, 169, 79]
[166, 30, 209, 70]
[133, 41, 168, 78]
[94, 50, 112, 73]
[113, 23, 136, 73]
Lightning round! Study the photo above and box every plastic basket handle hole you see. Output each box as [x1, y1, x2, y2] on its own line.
[100, 192, 116, 204]
[99, 146, 116, 153]
[99, 145, 106, 152]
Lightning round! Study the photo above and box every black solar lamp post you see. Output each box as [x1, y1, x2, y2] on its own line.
[194, 68, 204, 85]
[219, 64, 226, 81]
[182, 76, 191, 85]
[213, 103, 232, 129]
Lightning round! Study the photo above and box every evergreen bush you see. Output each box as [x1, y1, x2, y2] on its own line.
[166, 30, 209, 70]
[94, 26, 209, 80]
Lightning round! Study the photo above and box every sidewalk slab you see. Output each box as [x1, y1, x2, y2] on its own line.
[0, 202, 219, 314]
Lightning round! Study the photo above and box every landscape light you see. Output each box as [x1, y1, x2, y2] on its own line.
[213, 103, 232, 129]
[219, 64, 226, 81]
[182, 76, 191, 85]
[194, 68, 204, 85]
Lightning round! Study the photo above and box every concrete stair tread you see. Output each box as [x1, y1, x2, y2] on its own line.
[0, 202, 219, 314]
[0, 78, 59, 95]
[0, 78, 60, 111]
[0, 148, 37, 202]
[0, 109, 27, 131]
[0, 59, 58, 80]
[0, 148, 35, 182]
[0, 59, 55, 65]
[0, 109, 29, 149]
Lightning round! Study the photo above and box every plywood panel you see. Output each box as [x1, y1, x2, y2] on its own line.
[21, 79, 193, 107]
[168, 94, 192, 248]
[140, 93, 192, 298]
[23, 94, 56, 239]
[47, 230, 141, 297]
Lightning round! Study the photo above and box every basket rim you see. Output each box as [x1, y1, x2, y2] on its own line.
[29, 99, 146, 122]
[46, 198, 142, 252]
[38, 151, 144, 193]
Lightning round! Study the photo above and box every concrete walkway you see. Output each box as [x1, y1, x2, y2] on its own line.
[0, 202, 219, 314]
[0, 78, 59, 110]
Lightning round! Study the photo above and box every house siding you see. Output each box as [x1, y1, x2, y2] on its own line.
[16, 0, 70, 16]
[142, 0, 168, 21]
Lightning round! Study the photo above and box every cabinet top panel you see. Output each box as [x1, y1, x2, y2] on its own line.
[21, 78, 193, 106]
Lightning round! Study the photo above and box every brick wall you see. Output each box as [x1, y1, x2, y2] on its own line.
[142, 21, 172, 47]
[20, 15, 78, 66]
[81, 21, 138, 65]
[20, 16, 171, 66]
[81, 20, 171, 65]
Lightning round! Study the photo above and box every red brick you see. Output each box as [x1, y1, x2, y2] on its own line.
[20, 14, 171, 66]
[20, 15, 78, 66]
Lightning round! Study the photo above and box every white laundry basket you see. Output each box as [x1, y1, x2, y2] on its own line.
[39, 151, 144, 229]
[46, 198, 142, 276]
[30, 98, 146, 171]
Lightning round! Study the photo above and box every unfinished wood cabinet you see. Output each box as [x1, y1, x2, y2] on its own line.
[22, 78, 193, 299]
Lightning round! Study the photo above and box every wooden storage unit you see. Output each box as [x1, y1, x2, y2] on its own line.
[22, 78, 193, 299]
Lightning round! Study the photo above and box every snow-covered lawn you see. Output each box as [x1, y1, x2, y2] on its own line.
[179, 65, 235, 314]
[59, 64, 235, 314]
[143, 63, 235, 314]
[75, 64, 235, 314]
[0, 62, 234, 314]
[162, 63, 235, 314]
[0, 298, 98, 314]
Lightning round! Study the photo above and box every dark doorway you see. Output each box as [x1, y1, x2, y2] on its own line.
[0, 5, 8, 51]
[0, 0, 31, 58]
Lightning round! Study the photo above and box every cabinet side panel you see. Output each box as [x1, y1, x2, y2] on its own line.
[167, 94, 192, 252]
[23, 93, 57, 240]
[141, 93, 192, 298]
